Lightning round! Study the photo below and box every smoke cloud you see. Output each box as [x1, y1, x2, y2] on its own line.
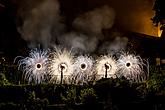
[16, 0, 128, 54]
[73, 5, 115, 36]
[58, 32, 98, 54]
[17, 0, 65, 48]
[63, 5, 116, 53]
[98, 30, 128, 55]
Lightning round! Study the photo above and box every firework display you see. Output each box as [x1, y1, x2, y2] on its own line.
[15, 48, 149, 84]
[96, 55, 117, 79]
[16, 48, 49, 84]
[116, 53, 148, 82]
[73, 55, 95, 85]
[48, 48, 74, 84]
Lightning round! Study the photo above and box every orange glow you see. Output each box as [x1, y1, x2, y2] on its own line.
[158, 24, 163, 37]
[112, 0, 158, 37]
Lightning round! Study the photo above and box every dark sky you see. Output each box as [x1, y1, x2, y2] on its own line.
[0, 0, 158, 36]
[107, 0, 157, 36]
[0, 0, 159, 56]
[59, 0, 158, 36]
[0, 3, 26, 56]
[8, 0, 158, 36]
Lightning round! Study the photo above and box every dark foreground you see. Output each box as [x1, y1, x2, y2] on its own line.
[1, 72, 165, 110]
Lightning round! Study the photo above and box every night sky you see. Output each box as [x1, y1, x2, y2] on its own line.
[0, 0, 159, 57]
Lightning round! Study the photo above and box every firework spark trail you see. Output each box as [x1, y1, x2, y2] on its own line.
[96, 55, 117, 80]
[116, 53, 148, 82]
[16, 48, 49, 84]
[73, 55, 95, 85]
[48, 48, 74, 84]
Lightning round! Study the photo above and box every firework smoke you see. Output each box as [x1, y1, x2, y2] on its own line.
[16, 0, 65, 48]
[96, 55, 117, 80]
[16, 1, 116, 53]
[16, 48, 49, 84]
[48, 48, 74, 84]
[73, 5, 115, 36]
[99, 30, 128, 55]
[62, 5, 116, 53]
[73, 55, 95, 85]
[116, 53, 148, 82]
[58, 32, 98, 54]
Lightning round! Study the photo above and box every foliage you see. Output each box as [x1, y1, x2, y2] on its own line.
[61, 86, 77, 105]
[0, 102, 20, 110]
[0, 64, 165, 109]
[146, 66, 165, 93]
[152, 0, 165, 27]
[0, 73, 10, 86]
[0, 57, 21, 85]
[79, 88, 97, 104]
[25, 91, 49, 110]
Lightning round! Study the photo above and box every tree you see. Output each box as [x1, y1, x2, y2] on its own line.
[152, 0, 165, 65]
[152, 0, 165, 28]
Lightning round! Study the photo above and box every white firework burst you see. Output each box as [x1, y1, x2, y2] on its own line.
[96, 55, 117, 80]
[48, 48, 74, 84]
[116, 53, 147, 82]
[73, 55, 95, 85]
[16, 48, 49, 84]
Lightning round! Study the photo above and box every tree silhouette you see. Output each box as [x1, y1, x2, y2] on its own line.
[152, 0, 165, 28]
